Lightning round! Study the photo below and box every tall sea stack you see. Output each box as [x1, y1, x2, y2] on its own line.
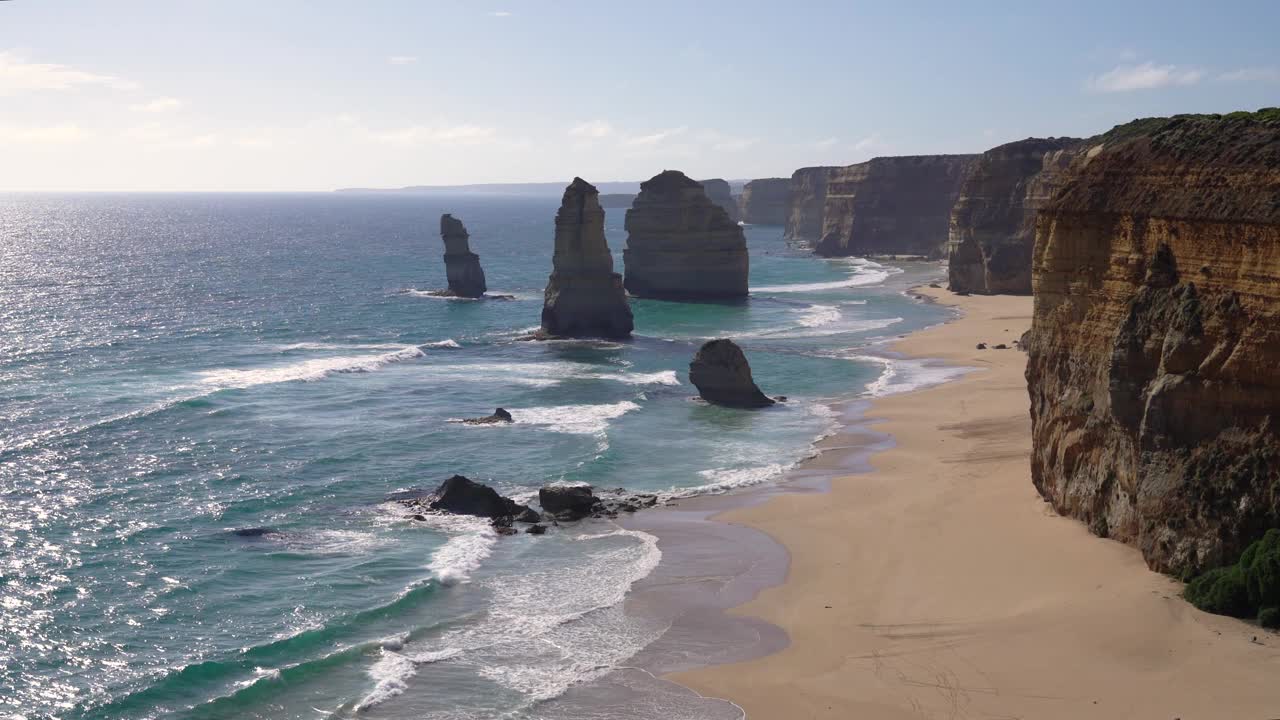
[623, 170, 749, 300]
[946, 138, 1081, 294]
[1026, 110, 1280, 576]
[698, 178, 741, 224]
[784, 166, 834, 242]
[540, 178, 634, 339]
[439, 214, 486, 298]
[739, 178, 790, 225]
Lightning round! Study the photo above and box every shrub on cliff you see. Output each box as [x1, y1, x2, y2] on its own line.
[1184, 529, 1280, 626]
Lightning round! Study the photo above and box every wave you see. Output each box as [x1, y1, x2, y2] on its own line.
[197, 346, 424, 389]
[854, 355, 973, 397]
[421, 339, 461, 349]
[428, 361, 678, 389]
[732, 315, 902, 340]
[753, 259, 902, 294]
[662, 463, 792, 500]
[509, 400, 640, 436]
[796, 303, 842, 328]
[354, 647, 463, 711]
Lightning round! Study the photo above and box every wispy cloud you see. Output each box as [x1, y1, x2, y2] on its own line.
[365, 124, 499, 146]
[0, 123, 92, 144]
[1217, 66, 1280, 84]
[622, 126, 687, 147]
[387, 55, 418, 66]
[568, 120, 614, 139]
[852, 133, 887, 154]
[1087, 62, 1204, 92]
[130, 97, 182, 113]
[812, 137, 839, 150]
[0, 51, 139, 94]
[487, 10, 512, 17]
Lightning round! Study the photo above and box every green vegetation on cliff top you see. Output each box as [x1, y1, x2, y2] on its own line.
[1098, 107, 1280, 146]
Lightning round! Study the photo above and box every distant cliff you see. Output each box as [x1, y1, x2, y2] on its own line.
[1026, 110, 1280, 576]
[739, 178, 790, 225]
[814, 155, 977, 258]
[784, 166, 833, 242]
[947, 138, 1081, 294]
[624, 171, 748, 299]
[699, 178, 741, 224]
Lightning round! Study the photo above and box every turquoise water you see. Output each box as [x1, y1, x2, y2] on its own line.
[0, 193, 950, 719]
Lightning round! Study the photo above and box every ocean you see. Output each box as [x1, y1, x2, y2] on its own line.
[0, 192, 954, 719]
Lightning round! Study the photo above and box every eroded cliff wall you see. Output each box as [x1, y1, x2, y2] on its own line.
[815, 154, 977, 258]
[739, 178, 790, 225]
[1026, 111, 1280, 576]
[784, 166, 833, 242]
[947, 138, 1081, 294]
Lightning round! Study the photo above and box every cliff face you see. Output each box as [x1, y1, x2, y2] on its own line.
[1026, 111, 1280, 576]
[439, 214, 486, 298]
[698, 178, 741, 224]
[540, 178, 634, 339]
[947, 138, 1081, 294]
[739, 178, 790, 225]
[784, 166, 833, 242]
[623, 170, 749, 299]
[815, 154, 977, 258]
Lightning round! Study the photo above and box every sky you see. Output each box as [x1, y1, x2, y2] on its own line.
[1, 0, 1278, 191]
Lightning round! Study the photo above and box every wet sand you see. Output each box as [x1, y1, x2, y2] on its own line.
[671, 288, 1280, 719]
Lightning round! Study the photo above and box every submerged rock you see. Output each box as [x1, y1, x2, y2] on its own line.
[230, 527, 282, 538]
[540, 178, 634, 339]
[623, 170, 749, 300]
[439, 214, 486, 298]
[424, 475, 539, 522]
[689, 339, 775, 408]
[538, 485, 601, 520]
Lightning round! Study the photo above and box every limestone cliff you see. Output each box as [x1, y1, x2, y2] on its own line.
[784, 166, 833, 242]
[623, 170, 749, 299]
[439, 214, 487, 298]
[739, 178, 790, 225]
[698, 178, 741, 224]
[540, 178, 634, 339]
[815, 154, 977, 258]
[946, 138, 1081, 294]
[1026, 110, 1280, 576]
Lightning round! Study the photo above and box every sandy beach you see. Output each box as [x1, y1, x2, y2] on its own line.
[675, 288, 1280, 719]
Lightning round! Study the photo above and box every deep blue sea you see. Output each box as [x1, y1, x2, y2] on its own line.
[0, 193, 953, 719]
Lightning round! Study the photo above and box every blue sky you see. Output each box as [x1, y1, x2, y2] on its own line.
[2, 0, 1277, 190]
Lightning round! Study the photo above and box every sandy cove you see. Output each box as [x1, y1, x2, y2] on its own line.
[674, 288, 1280, 719]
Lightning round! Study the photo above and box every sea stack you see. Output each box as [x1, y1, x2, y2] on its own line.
[623, 170, 749, 300]
[698, 178, 741, 224]
[784, 166, 834, 243]
[439, 214, 486, 298]
[540, 178, 634, 339]
[739, 178, 791, 225]
[689, 339, 775, 408]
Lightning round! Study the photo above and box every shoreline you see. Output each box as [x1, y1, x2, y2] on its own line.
[659, 287, 1280, 719]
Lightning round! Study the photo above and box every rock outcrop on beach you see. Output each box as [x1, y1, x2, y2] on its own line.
[622, 170, 749, 300]
[540, 178, 634, 339]
[1025, 110, 1280, 577]
[539, 485, 602, 520]
[815, 154, 978, 258]
[459, 408, 513, 425]
[698, 178, 741, 224]
[739, 178, 791, 225]
[439, 214, 487, 298]
[946, 138, 1081, 294]
[689, 339, 775, 408]
[422, 475, 540, 522]
[784, 166, 834, 242]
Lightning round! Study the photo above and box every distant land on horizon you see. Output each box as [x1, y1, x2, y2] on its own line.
[334, 179, 750, 197]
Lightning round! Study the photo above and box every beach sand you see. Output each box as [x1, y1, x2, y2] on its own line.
[674, 288, 1280, 719]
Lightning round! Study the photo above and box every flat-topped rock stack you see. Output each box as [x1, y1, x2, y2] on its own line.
[698, 178, 742, 224]
[739, 178, 791, 225]
[623, 170, 749, 300]
[439, 214, 486, 298]
[539, 178, 634, 339]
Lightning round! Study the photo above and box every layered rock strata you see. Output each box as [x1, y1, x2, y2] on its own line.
[1025, 110, 1280, 576]
[815, 154, 977, 257]
[739, 178, 791, 225]
[689, 339, 775, 408]
[623, 170, 749, 299]
[698, 178, 741, 224]
[784, 166, 833, 242]
[439, 214, 486, 298]
[947, 138, 1081, 294]
[540, 178, 634, 339]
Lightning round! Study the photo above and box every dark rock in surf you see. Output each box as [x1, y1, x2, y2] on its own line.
[689, 339, 775, 408]
[439, 214, 486, 298]
[461, 407, 514, 425]
[538, 485, 602, 520]
[427, 475, 536, 521]
[230, 527, 281, 538]
[526, 524, 548, 535]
